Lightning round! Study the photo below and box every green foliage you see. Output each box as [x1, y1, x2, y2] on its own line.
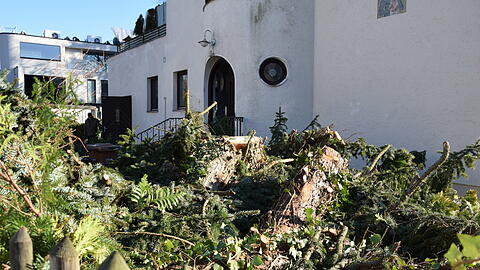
[130, 175, 186, 211]
[133, 14, 144, 36]
[73, 216, 117, 264]
[145, 8, 157, 32]
[268, 107, 288, 154]
[0, 71, 123, 267]
[445, 234, 480, 270]
[429, 139, 480, 192]
[3, 69, 480, 269]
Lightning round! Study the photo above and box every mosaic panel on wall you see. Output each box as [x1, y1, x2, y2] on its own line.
[378, 0, 407, 18]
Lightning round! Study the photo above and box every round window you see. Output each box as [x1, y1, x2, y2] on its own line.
[259, 58, 287, 86]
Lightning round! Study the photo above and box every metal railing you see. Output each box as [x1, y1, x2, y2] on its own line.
[137, 117, 183, 142]
[118, 24, 167, 53]
[136, 116, 245, 142]
[209, 116, 244, 137]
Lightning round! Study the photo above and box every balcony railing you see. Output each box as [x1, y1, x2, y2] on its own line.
[118, 24, 167, 53]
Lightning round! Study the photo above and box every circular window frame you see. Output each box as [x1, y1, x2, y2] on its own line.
[259, 57, 288, 87]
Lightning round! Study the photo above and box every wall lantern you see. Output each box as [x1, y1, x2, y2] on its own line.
[198, 29, 216, 47]
[198, 29, 217, 55]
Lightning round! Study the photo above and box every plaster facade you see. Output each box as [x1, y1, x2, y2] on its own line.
[108, 0, 314, 136]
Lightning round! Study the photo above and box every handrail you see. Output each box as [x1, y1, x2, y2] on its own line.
[137, 116, 245, 142]
[118, 24, 167, 53]
[136, 117, 183, 142]
[209, 116, 244, 137]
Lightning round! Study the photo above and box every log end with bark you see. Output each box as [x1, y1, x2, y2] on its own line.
[267, 146, 348, 233]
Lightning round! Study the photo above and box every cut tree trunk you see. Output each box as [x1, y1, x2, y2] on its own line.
[201, 139, 241, 190]
[225, 136, 267, 170]
[267, 146, 347, 233]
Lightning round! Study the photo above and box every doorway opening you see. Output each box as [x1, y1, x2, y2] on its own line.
[207, 57, 237, 135]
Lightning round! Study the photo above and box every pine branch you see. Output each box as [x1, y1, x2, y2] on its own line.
[0, 160, 42, 217]
[354, 145, 391, 178]
[388, 141, 450, 212]
[113, 231, 195, 246]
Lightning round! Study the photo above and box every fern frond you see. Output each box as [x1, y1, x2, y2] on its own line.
[129, 175, 186, 211]
[73, 216, 117, 264]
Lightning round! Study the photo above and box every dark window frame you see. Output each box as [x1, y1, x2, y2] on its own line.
[148, 76, 159, 112]
[20, 42, 61, 61]
[259, 58, 288, 86]
[101, 80, 109, 97]
[176, 70, 188, 109]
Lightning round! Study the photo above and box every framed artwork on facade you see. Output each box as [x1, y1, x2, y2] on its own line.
[378, 0, 406, 18]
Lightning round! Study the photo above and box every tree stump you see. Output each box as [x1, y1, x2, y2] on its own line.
[201, 139, 241, 190]
[9, 227, 33, 270]
[268, 146, 347, 233]
[225, 136, 267, 171]
[49, 237, 80, 270]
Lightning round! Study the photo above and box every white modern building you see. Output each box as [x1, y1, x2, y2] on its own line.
[108, 0, 480, 187]
[0, 30, 118, 120]
[108, 0, 314, 137]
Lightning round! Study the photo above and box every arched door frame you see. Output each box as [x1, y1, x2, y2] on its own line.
[204, 56, 236, 122]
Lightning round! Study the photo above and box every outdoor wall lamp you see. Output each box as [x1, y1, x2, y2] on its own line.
[198, 29, 216, 48]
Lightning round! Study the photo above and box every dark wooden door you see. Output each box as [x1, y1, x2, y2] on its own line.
[208, 59, 235, 118]
[208, 58, 235, 135]
[102, 96, 132, 142]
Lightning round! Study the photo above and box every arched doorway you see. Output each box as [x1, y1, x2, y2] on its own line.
[207, 58, 236, 135]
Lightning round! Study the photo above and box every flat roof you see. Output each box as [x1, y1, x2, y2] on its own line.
[0, 32, 118, 52]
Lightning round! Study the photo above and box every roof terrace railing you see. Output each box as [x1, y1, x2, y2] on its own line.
[118, 24, 167, 53]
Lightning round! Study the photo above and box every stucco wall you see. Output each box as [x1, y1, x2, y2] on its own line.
[314, 0, 480, 184]
[204, 0, 314, 136]
[108, 0, 314, 136]
[108, 0, 205, 133]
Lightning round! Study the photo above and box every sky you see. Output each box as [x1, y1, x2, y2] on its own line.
[0, 0, 162, 42]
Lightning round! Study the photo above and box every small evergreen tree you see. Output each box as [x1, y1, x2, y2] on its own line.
[134, 14, 144, 36]
[268, 107, 288, 147]
[145, 8, 157, 32]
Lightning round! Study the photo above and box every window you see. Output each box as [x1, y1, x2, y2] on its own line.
[20, 42, 61, 61]
[87, 80, 96, 103]
[259, 58, 288, 86]
[24, 75, 65, 99]
[82, 51, 112, 72]
[147, 76, 158, 111]
[101, 80, 109, 97]
[176, 70, 188, 109]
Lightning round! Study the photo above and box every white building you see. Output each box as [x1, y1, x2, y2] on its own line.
[108, 1, 480, 187]
[0, 31, 118, 120]
[108, 0, 314, 138]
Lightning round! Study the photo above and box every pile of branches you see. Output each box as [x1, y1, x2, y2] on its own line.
[107, 107, 480, 269]
[2, 69, 480, 269]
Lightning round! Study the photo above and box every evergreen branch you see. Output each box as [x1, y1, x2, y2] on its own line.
[354, 145, 392, 178]
[112, 231, 195, 246]
[0, 160, 42, 217]
[389, 141, 450, 212]
[0, 196, 33, 216]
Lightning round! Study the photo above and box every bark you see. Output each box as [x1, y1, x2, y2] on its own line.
[201, 139, 241, 190]
[267, 146, 347, 233]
